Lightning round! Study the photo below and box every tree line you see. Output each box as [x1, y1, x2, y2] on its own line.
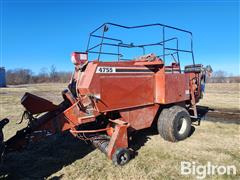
[5, 67, 240, 85]
[207, 70, 240, 83]
[6, 65, 72, 85]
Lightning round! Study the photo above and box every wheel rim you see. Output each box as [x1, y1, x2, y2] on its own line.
[119, 152, 128, 165]
[178, 117, 188, 135]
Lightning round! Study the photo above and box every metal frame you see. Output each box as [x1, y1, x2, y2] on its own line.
[86, 22, 195, 65]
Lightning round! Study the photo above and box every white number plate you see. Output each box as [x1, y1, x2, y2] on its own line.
[96, 67, 116, 73]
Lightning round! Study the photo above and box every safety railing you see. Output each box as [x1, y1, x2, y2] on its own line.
[86, 22, 195, 65]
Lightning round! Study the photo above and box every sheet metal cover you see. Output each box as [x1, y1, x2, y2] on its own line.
[21, 92, 58, 114]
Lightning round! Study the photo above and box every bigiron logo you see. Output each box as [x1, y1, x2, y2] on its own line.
[180, 161, 237, 179]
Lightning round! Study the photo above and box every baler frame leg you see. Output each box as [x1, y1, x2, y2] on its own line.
[107, 119, 129, 163]
[69, 118, 130, 165]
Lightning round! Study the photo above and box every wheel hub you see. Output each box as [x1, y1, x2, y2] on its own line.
[178, 117, 188, 135]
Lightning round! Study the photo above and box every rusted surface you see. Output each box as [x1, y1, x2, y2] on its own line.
[107, 120, 129, 159]
[120, 105, 159, 130]
[165, 74, 190, 103]
[70, 127, 111, 134]
[21, 92, 58, 114]
[155, 70, 190, 104]
[99, 75, 154, 111]
[1, 22, 209, 165]
[3, 57, 205, 161]
[63, 102, 97, 125]
[62, 90, 76, 105]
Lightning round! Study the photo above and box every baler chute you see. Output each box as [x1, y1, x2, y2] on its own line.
[0, 23, 212, 166]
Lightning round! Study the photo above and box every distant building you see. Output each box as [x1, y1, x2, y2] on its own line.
[0, 67, 6, 87]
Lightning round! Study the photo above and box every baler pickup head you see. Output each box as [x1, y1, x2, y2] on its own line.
[21, 92, 59, 115]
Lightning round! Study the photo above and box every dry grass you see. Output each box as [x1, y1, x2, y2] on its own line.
[199, 83, 240, 112]
[0, 83, 67, 140]
[0, 83, 239, 179]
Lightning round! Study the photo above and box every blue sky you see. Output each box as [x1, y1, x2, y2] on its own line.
[0, 0, 239, 75]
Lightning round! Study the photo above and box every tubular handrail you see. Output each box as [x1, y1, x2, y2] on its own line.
[86, 22, 195, 65]
[89, 22, 192, 36]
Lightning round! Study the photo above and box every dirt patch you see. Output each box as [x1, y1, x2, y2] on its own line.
[205, 111, 240, 124]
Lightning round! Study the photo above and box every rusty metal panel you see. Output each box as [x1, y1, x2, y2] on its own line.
[21, 92, 58, 114]
[79, 62, 98, 95]
[165, 74, 190, 103]
[98, 75, 154, 111]
[120, 105, 159, 130]
[107, 123, 129, 159]
[155, 73, 190, 104]
[155, 73, 165, 103]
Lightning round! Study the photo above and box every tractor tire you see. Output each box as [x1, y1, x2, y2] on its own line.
[157, 106, 191, 142]
[112, 148, 130, 166]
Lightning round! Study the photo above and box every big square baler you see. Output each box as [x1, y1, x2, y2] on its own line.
[0, 23, 212, 166]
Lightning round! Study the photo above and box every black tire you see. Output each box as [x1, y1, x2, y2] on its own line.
[112, 148, 130, 166]
[157, 106, 191, 142]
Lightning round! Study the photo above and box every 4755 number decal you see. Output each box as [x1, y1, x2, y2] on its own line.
[96, 67, 116, 73]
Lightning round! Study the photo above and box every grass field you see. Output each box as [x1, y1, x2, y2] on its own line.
[0, 83, 239, 179]
[199, 83, 240, 112]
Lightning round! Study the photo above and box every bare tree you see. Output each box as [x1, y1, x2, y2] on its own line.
[49, 65, 58, 82]
[36, 67, 49, 83]
[207, 70, 240, 83]
[6, 69, 33, 85]
[57, 71, 72, 83]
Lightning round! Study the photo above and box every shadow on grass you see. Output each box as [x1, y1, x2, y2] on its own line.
[0, 132, 94, 179]
[129, 124, 197, 158]
[0, 106, 213, 179]
[128, 124, 159, 159]
[128, 106, 209, 159]
[196, 105, 213, 119]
